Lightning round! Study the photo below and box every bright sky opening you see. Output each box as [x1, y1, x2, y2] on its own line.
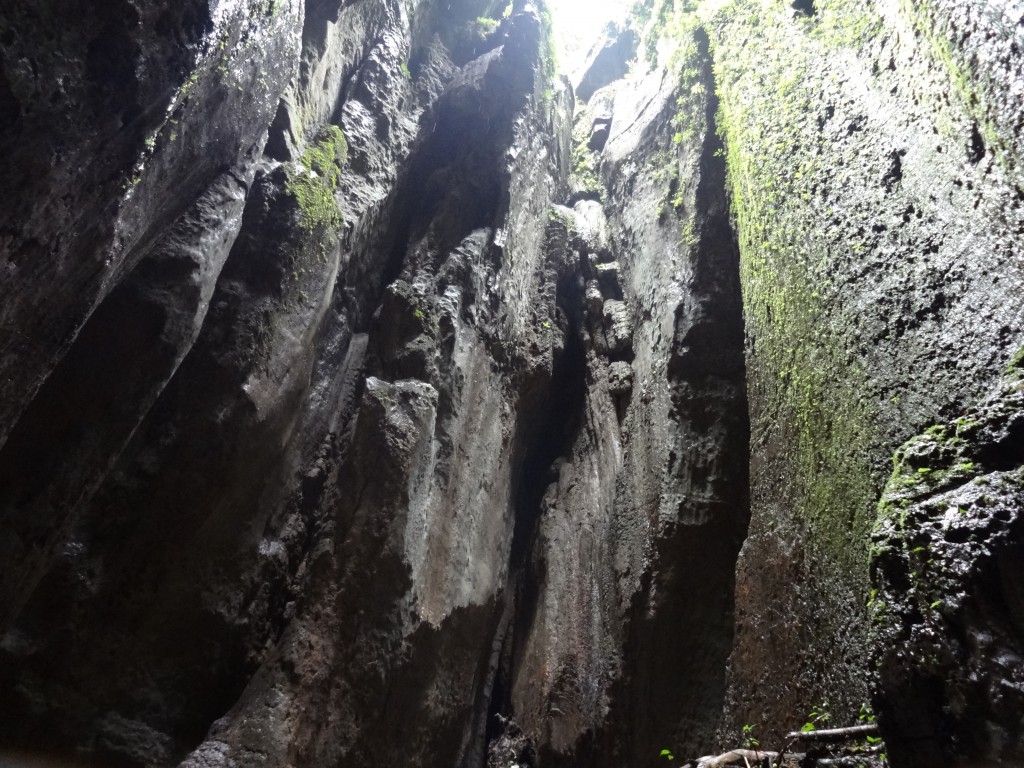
[548, 0, 630, 76]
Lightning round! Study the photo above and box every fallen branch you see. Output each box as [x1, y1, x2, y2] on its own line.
[783, 724, 879, 742]
[695, 749, 780, 767]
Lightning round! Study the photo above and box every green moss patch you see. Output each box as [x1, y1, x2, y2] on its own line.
[285, 125, 347, 236]
[1007, 346, 1024, 374]
[571, 139, 604, 200]
[709, 0, 887, 581]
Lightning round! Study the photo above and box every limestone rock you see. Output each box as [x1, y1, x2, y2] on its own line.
[0, 2, 1022, 768]
[574, 22, 638, 103]
[601, 300, 632, 355]
[607, 361, 634, 397]
[572, 199, 611, 260]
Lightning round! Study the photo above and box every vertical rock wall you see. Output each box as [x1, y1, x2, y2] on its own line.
[495, 23, 751, 767]
[0, 0, 581, 764]
[704, 0, 1024, 760]
[1, 0, 1022, 766]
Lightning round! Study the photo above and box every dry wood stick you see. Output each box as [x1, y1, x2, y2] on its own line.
[783, 724, 879, 742]
[695, 749, 780, 767]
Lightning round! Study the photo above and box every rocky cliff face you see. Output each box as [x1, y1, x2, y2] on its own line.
[705, 2, 1024, 762]
[0, 0, 1021, 767]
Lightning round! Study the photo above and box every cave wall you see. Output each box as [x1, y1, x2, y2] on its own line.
[0, 0, 303, 455]
[1, 0, 574, 764]
[538, 1, 1024, 761]
[502, 27, 750, 766]
[0, 0, 1022, 766]
[703, 0, 1024, 757]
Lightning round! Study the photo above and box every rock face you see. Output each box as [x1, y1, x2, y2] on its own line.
[0, 0, 571, 764]
[704, 0, 1024, 754]
[0, 0, 1022, 767]
[502, 33, 750, 765]
[871, 357, 1024, 767]
[573, 22, 638, 103]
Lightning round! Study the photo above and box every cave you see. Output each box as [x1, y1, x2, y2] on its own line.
[1, 1, 1022, 767]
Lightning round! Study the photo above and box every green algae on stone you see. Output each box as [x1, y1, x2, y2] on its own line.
[874, 424, 981, 524]
[571, 140, 604, 200]
[1007, 346, 1024, 374]
[869, 366, 1024, 765]
[697, 0, 895, 731]
[711, 0, 884, 576]
[285, 125, 348, 236]
[537, 2, 558, 107]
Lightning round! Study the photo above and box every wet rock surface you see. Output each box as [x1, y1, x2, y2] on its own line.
[497, 27, 750, 766]
[706, 0, 1024, 753]
[0, 0, 567, 764]
[0, 0, 302, 450]
[871, 357, 1024, 767]
[0, 0, 1022, 767]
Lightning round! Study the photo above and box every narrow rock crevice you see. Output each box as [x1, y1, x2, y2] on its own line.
[486, 258, 590, 751]
[602, 52, 750, 764]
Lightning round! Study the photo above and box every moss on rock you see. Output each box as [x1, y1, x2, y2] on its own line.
[870, 368, 1024, 765]
[696, 0, 898, 734]
[1007, 345, 1024, 375]
[285, 124, 347, 236]
[713, 0, 884, 579]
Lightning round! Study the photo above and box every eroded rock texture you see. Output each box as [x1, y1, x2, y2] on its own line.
[502, 34, 750, 765]
[871, 357, 1024, 767]
[0, 0, 572, 763]
[704, 0, 1024, 755]
[1, 0, 1023, 767]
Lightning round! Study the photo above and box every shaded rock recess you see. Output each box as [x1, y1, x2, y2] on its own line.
[0, 1, 1022, 767]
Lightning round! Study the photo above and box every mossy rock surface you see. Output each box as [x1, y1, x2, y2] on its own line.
[671, 0, 1024, 742]
[870, 370, 1024, 767]
[285, 125, 347, 236]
